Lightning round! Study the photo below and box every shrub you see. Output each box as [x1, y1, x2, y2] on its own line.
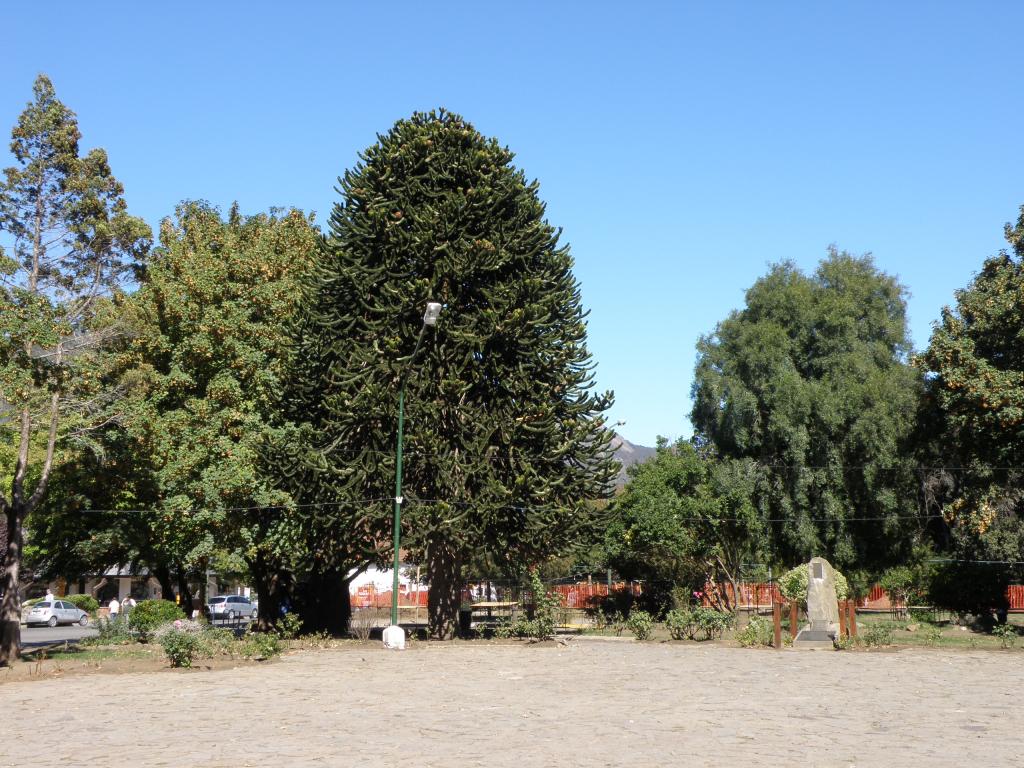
[665, 607, 732, 641]
[879, 566, 918, 617]
[241, 631, 282, 660]
[277, 611, 304, 640]
[626, 610, 653, 640]
[992, 624, 1017, 649]
[665, 609, 693, 640]
[64, 594, 99, 613]
[736, 615, 774, 648]
[129, 600, 186, 642]
[156, 620, 204, 668]
[199, 627, 237, 657]
[927, 561, 1010, 618]
[923, 626, 943, 647]
[91, 615, 133, 645]
[862, 624, 894, 648]
[527, 570, 560, 640]
[777, 564, 849, 603]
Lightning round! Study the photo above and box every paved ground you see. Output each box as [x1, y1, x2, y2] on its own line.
[2, 640, 1021, 767]
[19, 624, 98, 648]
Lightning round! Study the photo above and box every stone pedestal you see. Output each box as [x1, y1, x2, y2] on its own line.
[794, 557, 839, 650]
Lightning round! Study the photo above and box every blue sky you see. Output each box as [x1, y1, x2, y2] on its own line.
[6, 2, 1023, 445]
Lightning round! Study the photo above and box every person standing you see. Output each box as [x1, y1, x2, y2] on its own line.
[123, 596, 136, 618]
[108, 597, 121, 622]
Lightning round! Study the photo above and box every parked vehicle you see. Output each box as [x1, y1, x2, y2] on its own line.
[24, 600, 90, 627]
[205, 595, 257, 621]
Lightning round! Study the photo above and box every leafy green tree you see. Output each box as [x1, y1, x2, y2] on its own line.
[917, 205, 1024, 599]
[94, 202, 319, 617]
[279, 110, 617, 638]
[0, 75, 150, 665]
[691, 250, 923, 572]
[604, 438, 766, 611]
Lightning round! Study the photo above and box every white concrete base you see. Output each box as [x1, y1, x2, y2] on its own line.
[383, 624, 406, 650]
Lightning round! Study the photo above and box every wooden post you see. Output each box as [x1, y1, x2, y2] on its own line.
[789, 601, 798, 640]
[838, 600, 847, 638]
[848, 600, 857, 639]
[773, 602, 782, 649]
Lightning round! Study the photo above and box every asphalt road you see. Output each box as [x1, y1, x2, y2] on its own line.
[20, 624, 99, 649]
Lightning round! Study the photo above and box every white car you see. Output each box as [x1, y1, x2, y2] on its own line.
[205, 595, 257, 621]
[25, 600, 90, 627]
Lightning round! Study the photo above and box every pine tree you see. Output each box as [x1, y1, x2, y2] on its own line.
[279, 110, 617, 638]
[0, 75, 150, 664]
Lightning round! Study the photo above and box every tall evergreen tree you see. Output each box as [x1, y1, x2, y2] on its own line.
[279, 110, 617, 638]
[691, 250, 923, 571]
[0, 75, 150, 665]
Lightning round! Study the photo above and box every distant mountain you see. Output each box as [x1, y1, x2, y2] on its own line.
[610, 433, 656, 485]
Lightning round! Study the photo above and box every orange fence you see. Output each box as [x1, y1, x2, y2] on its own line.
[705, 581, 1024, 611]
[351, 584, 428, 609]
[351, 580, 646, 610]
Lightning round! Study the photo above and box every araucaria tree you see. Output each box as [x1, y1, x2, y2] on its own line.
[281, 110, 617, 638]
[691, 250, 923, 571]
[0, 75, 150, 664]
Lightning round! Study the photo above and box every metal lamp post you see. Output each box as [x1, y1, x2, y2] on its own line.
[384, 301, 442, 649]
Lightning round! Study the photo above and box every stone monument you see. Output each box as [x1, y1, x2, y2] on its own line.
[793, 556, 840, 650]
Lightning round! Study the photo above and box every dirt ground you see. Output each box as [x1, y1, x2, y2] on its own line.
[2, 639, 1021, 768]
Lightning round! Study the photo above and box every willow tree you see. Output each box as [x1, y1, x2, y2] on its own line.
[280, 110, 617, 638]
[0, 75, 150, 664]
[691, 250, 923, 571]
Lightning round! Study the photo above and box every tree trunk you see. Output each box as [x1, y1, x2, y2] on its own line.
[427, 540, 462, 640]
[0, 505, 24, 666]
[153, 565, 175, 603]
[296, 568, 351, 636]
[251, 552, 288, 632]
[175, 567, 193, 617]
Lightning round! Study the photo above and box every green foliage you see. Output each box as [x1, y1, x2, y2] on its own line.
[923, 626, 943, 647]
[276, 612, 304, 640]
[879, 566, 917, 607]
[834, 636, 855, 651]
[240, 631, 282, 660]
[128, 600, 184, 642]
[604, 438, 765, 610]
[527, 571, 560, 640]
[625, 610, 653, 640]
[777, 563, 849, 602]
[664, 607, 733, 641]
[992, 623, 1017, 649]
[157, 624, 203, 668]
[918, 207, 1024, 578]
[691, 250, 922, 571]
[277, 109, 617, 638]
[736, 615, 775, 648]
[862, 624, 894, 648]
[64, 594, 99, 613]
[0, 74, 151, 663]
[92, 615, 134, 645]
[926, 561, 1009, 617]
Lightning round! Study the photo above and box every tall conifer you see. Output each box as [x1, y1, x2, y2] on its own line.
[280, 110, 616, 637]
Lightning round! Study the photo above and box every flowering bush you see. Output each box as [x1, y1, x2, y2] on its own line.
[129, 600, 186, 642]
[665, 607, 733, 641]
[156, 620, 204, 667]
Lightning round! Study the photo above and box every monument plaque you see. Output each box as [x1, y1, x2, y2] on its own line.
[794, 556, 840, 650]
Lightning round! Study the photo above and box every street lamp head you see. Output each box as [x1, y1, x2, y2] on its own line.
[423, 302, 442, 326]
